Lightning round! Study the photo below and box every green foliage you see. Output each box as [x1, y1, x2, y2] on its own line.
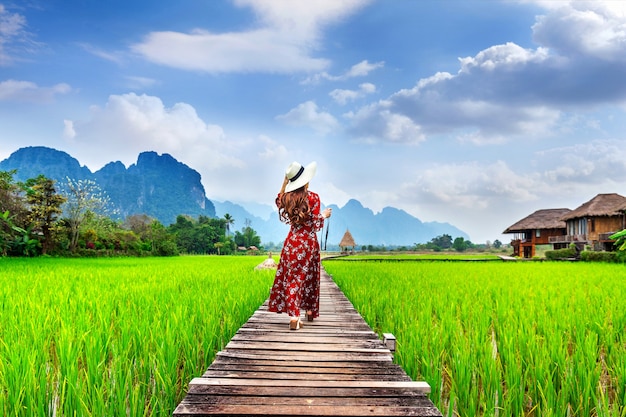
[233, 221, 262, 249]
[22, 175, 66, 255]
[580, 251, 619, 263]
[452, 236, 468, 252]
[610, 229, 626, 251]
[1, 171, 243, 258]
[545, 247, 577, 260]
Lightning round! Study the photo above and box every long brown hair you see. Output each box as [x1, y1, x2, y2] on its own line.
[278, 187, 310, 227]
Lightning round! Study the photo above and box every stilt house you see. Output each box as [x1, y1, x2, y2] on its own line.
[503, 208, 571, 258]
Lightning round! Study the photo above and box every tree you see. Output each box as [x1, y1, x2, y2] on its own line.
[493, 239, 502, 249]
[430, 234, 453, 250]
[124, 214, 154, 239]
[0, 170, 28, 255]
[223, 213, 234, 237]
[453, 236, 469, 252]
[150, 220, 179, 256]
[61, 178, 112, 252]
[23, 175, 66, 255]
[234, 222, 261, 249]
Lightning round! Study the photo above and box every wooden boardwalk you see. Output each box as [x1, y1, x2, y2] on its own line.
[173, 268, 442, 416]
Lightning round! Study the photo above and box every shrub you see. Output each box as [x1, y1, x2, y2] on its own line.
[545, 247, 577, 260]
[580, 251, 618, 263]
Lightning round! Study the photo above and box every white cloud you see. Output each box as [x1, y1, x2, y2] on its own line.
[60, 93, 313, 205]
[62, 119, 75, 139]
[537, 138, 626, 184]
[346, 1, 626, 146]
[65, 93, 238, 170]
[0, 79, 71, 102]
[302, 59, 384, 84]
[346, 101, 425, 144]
[124, 75, 160, 90]
[275, 100, 339, 134]
[258, 134, 288, 160]
[0, 5, 33, 65]
[131, 0, 371, 74]
[330, 82, 376, 105]
[400, 160, 539, 210]
[531, 2, 626, 62]
[78, 43, 125, 65]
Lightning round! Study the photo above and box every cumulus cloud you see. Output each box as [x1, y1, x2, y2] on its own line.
[348, 1, 626, 145]
[302, 59, 384, 84]
[0, 79, 71, 102]
[400, 160, 539, 210]
[61, 93, 311, 204]
[65, 93, 238, 170]
[62, 119, 76, 139]
[537, 138, 626, 184]
[275, 100, 339, 134]
[346, 101, 425, 144]
[329, 82, 376, 105]
[390, 138, 626, 223]
[131, 0, 371, 74]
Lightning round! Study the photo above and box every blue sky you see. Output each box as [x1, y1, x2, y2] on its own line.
[2, 0, 626, 244]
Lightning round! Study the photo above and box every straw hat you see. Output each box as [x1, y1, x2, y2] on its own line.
[284, 161, 317, 193]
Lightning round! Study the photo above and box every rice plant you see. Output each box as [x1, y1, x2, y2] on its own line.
[0, 256, 275, 416]
[324, 260, 626, 417]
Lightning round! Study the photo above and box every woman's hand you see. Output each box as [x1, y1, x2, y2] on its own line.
[322, 207, 332, 218]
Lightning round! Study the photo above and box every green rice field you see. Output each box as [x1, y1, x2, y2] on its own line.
[2, 256, 625, 416]
[324, 259, 626, 417]
[0, 256, 275, 416]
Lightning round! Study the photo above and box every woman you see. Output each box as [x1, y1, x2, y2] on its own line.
[268, 161, 332, 330]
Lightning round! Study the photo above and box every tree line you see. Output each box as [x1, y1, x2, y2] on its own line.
[0, 170, 261, 257]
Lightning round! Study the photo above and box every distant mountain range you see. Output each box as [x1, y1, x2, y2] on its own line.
[0, 146, 468, 246]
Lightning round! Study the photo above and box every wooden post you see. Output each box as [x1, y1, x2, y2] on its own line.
[383, 333, 396, 353]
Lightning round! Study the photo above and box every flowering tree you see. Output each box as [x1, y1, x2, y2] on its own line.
[61, 178, 112, 252]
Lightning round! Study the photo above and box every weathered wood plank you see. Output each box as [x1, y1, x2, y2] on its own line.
[185, 385, 433, 397]
[175, 403, 443, 417]
[188, 377, 431, 391]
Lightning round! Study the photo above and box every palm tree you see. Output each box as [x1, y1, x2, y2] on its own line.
[223, 213, 234, 237]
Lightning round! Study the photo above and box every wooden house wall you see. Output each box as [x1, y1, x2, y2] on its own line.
[588, 216, 624, 241]
[534, 228, 566, 245]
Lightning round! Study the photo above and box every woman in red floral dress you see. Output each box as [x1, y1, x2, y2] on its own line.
[268, 161, 332, 330]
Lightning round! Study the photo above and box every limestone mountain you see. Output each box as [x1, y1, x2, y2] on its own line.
[1, 146, 469, 245]
[0, 146, 215, 225]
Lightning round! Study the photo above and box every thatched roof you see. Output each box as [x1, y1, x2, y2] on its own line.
[503, 208, 571, 233]
[339, 229, 356, 248]
[560, 193, 626, 221]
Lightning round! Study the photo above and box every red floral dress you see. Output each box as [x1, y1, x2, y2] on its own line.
[268, 191, 324, 319]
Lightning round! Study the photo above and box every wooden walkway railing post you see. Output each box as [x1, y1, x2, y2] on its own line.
[173, 267, 442, 416]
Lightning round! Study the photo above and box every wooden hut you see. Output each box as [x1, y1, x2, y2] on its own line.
[553, 193, 626, 251]
[339, 229, 356, 253]
[503, 208, 571, 258]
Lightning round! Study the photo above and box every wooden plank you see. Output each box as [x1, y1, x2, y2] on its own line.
[175, 403, 443, 416]
[178, 395, 436, 407]
[185, 385, 433, 397]
[189, 377, 431, 391]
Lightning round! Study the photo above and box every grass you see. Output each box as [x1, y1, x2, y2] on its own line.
[323, 259, 626, 417]
[0, 256, 275, 416]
